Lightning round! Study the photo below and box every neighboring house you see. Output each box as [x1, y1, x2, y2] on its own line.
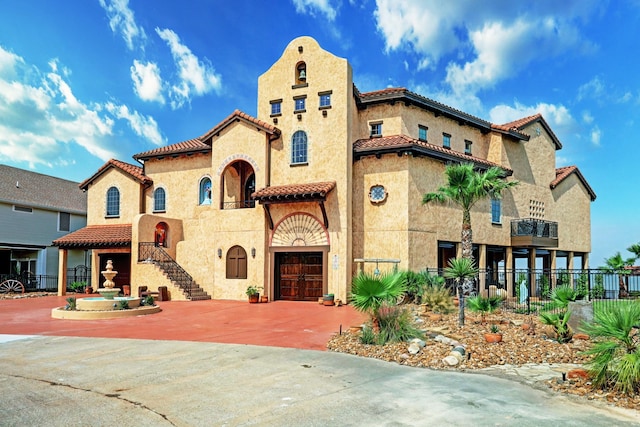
[0, 164, 87, 289]
[54, 37, 596, 302]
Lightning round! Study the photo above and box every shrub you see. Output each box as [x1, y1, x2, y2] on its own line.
[359, 326, 376, 345]
[376, 304, 424, 344]
[466, 295, 504, 323]
[351, 271, 405, 328]
[421, 283, 454, 314]
[539, 310, 573, 343]
[65, 297, 76, 311]
[397, 270, 427, 304]
[581, 302, 640, 395]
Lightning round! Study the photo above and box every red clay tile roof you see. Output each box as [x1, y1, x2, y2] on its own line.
[353, 134, 512, 174]
[134, 138, 210, 161]
[79, 159, 151, 190]
[200, 109, 281, 143]
[551, 166, 596, 201]
[252, 182, 336, 203]
[52, 224, 132, 248]
[494, 113, 562, 150]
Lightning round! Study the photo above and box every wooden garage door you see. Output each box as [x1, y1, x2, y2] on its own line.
[276, 252, 323, 301]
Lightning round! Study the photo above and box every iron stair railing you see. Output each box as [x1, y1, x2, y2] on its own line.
[138, 242, 209, 300]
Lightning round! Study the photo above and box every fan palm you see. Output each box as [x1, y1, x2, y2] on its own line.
[443, 257, 478, 326]
[581, 302, 640, 394]
[422, 163, 518, 262]
[601, 252, 635, 298]
[350, 271, 405, 329]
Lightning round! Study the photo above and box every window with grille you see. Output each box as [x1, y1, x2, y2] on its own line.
[154, 188, 166, 212]
[59, 212, 70, 232]
[291, 130, 308, 165]
[106, 187, 120, 217]
[419, 125, 428, 141]
[443, 133, 451, 148]
[491, 198, 501, 224]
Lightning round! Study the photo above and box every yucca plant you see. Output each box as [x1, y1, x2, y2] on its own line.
[443, 257, 478, 326]
[351, 271, 405, 330]
[376, 303, 424, 344]
[581, 302, 640, 395]
[397, 270, 427, 304]
[421, 283, 454, 314]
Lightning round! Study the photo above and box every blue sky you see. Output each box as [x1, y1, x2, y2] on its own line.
[0, 1, 638, 266]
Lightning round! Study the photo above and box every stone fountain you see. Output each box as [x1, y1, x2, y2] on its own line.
[98, 259, 120, 300]
[51, 259, 161, 320]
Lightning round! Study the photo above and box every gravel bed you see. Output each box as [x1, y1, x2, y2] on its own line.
[327, 306, 640, 412]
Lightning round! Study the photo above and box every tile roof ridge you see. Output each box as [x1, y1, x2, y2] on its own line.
[199, 109, 280, 142]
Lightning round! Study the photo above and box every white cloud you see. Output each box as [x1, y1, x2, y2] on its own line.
[582, 111, 594, 124]
[131, 60, 165, 104]
[292, 0, 339, 21]
[156, 28, 222, 109]
[0, 44, 165, 169]
[105, 102, 165, 146]
[99, 0, 146, 50]
[489, 102, 577, 134]
[577, 76, 605, 101]
[590, 125, 601, 146]
[374, 1, 599, 95]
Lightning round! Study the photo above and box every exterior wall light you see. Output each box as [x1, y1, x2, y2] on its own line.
[251, 247, 256, 258]
[217, 248, 222, 258]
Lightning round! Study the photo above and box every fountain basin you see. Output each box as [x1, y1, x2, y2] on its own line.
[78, 296, 141, 311]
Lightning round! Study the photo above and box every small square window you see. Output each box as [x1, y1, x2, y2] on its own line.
[419, 125, 428, 141]
[319, 94, 331, 108]
[271, 102, 281, 115]
[370, 122, 382, 137]
[465, 140, 472, 155]
[294, 98, 306, 112]
[443, 133, 451, 148]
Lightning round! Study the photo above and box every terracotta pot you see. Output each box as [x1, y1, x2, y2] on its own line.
[260, 296, 268, 303]
[323, 299, 335, 306]
[248, 294, 259, 304]
[428, 313, 442, 322]
[484, 333, 503, 343]
[318, 297, 324, 304]
[85, 287, 93, 294]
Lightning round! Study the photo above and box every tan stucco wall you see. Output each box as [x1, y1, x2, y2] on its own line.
[85, 168, 142, 225]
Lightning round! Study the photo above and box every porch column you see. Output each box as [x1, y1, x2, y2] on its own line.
[549, 250, 557, 271]
[478, 244, 487, 296]
[57, 248, 67, 296]
[92, 251, 100, 290]
[505, 247, 513, 298]
[567, 251, 575, 270]
[582, 253, 589, 269]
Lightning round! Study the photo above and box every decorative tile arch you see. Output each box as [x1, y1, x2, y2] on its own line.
[216, 154, 259, 176]
[271, 213, 329, 247]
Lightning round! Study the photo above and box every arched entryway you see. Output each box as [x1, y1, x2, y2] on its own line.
[155, 222, 168, 248]
[271, 213, 329, 301]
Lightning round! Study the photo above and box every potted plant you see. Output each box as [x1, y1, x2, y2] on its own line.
[484, 324, 503, 343]
[69, 281, 86, 294]
[246, 285, 261, 303]
[323, 293, 335, 306]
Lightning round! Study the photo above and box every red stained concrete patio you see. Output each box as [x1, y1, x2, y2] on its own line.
[0, 296, 367, 351]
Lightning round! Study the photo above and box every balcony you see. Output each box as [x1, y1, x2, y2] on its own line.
[511, 219, 558, 248]
[221, 200, 255, 209]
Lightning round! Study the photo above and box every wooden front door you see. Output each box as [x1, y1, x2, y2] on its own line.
[276, 252, 323, 301]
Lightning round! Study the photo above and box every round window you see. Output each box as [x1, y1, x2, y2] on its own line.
[369, 185, 387, 203]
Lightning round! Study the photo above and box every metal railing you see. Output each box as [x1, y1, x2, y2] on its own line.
[511, 218, 558, 238]
[138, 242, 199, 299]
[221, 200, 255, 209]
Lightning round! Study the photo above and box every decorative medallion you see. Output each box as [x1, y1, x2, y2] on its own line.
[272, 213, 328, 247]
[369, 185, 387, 204]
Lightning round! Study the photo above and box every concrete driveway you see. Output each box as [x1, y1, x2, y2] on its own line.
[1, 335, 638, 426]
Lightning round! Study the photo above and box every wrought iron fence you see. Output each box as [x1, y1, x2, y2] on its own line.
[0, 273, 59, 292]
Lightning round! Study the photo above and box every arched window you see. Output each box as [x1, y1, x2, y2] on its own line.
[244, 173, 255, 208]
[295, 61, 307, 85]
[291, 131, 307, 165]
[199, 177, 212, 205]
[106, 187, 120, 217]
[153, 188, 166, 212]
[226, 246, 247, 279]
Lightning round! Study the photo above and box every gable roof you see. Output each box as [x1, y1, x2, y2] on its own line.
[133, 138, 211, 162]
[495, 113, 563, 150]
[79, 159, 152, 190]
[353, 134, 512, 175]
[52, 224, 132, 249]
[199, 109, 281, 144]
[551, 166, 596, 201]
[0, 164, 86, 214]
[355, 86, 530, 141]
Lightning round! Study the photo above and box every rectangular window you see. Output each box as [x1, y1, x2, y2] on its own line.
[294, 96, 306, 112]
[443, 133, 451, 148]
[318, 90, 332, 108]
[13, 205, 32, 213]
[491, 198, 501, 224]
[418, 125, 428, 141]
[270, 100, 282, 116]
[465, 140, 472, 155]
[58, 212, 70, 232]
[370, 122, 382, 137]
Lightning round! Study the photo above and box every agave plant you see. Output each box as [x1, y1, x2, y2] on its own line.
[466, 294, 504, 323]
[350, 271, 405, 329]
[581, 302, 640, 395]
[539, 310, 573, 343]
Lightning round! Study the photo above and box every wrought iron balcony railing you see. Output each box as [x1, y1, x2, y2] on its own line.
[221, 200, 255, 209]
[511, 218, 558, 238]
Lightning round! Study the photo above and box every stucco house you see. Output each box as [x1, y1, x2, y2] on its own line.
[53, 36, 595, 302]
[0, 164, 87, 289]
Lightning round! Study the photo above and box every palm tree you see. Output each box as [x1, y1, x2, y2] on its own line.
[350, 271, 405, 330]
[422, 163, 518, 262]
[443, 257, 478, 326]
[581, 302, 640, 394]
[602, 252, 635, 298]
